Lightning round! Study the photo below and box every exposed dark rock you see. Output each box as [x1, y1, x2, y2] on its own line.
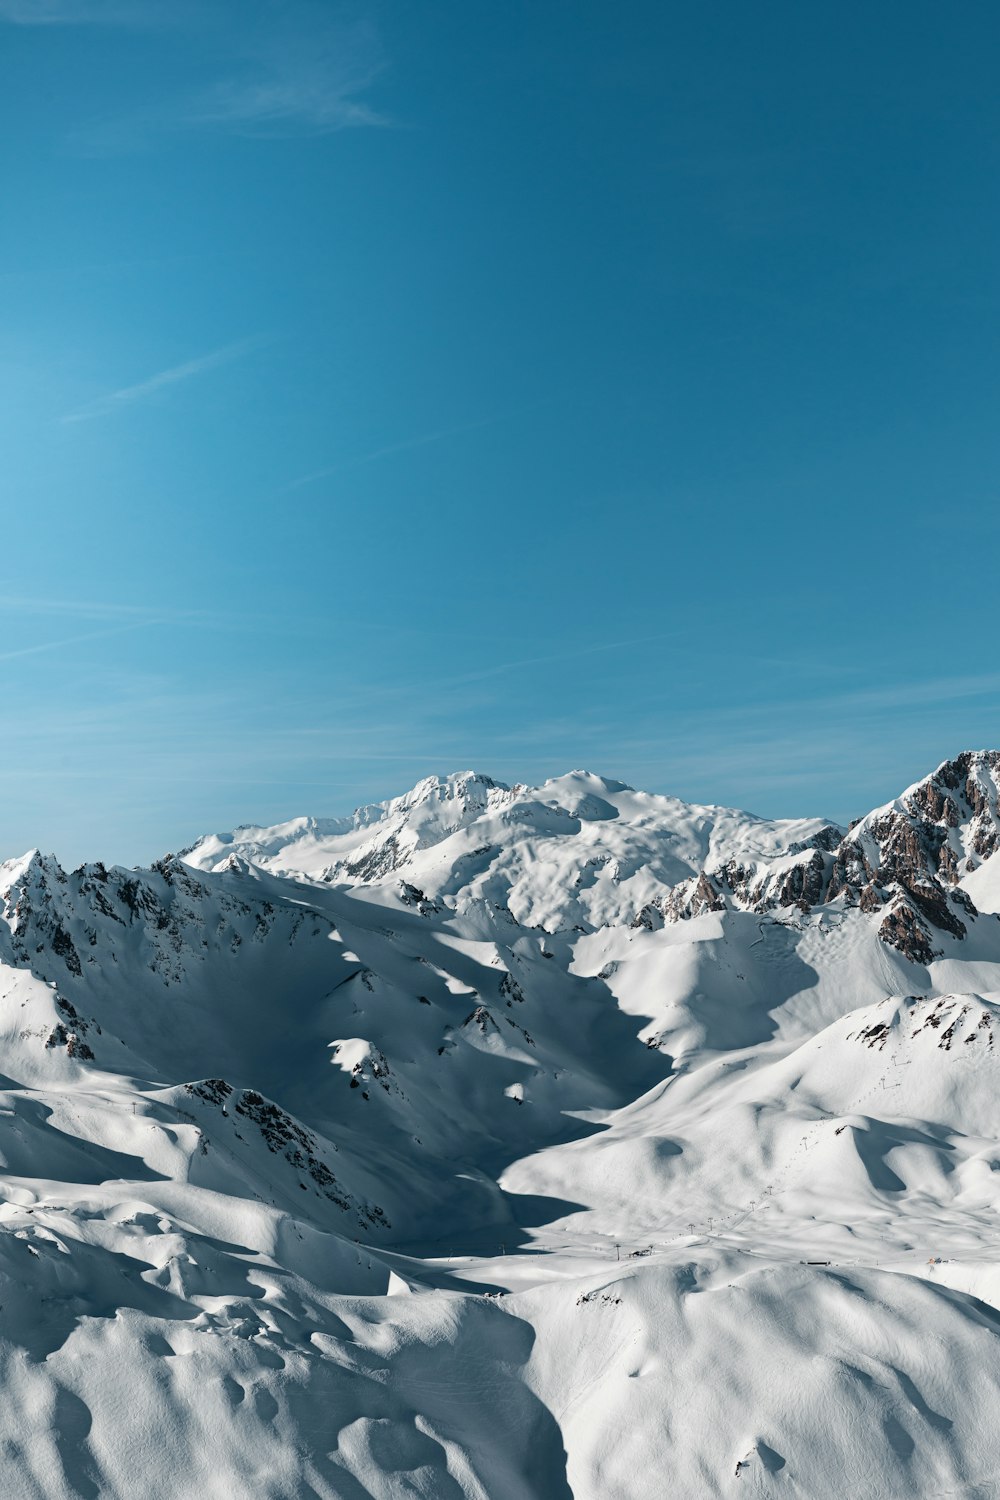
[903, 881, 967, 939]
[45, 1023, 94, 1060]
[788, 824, 843, 855]
[187, 1078, 233, 1109]
[51, 924, 82, 976]
[859, 884, 883, 913]
[463, 1004, 498, 1035]
[973, 821, 998, 858]
[656, 751, 1000, 960]
[344, 835, 406, 882]
[879, 904, 936, 966]
[186, 1080, 388, 1228]
[661, 871, 726, 922]
[906, 781, 961, 828]
[769, 850, 827, 910]
[855, 1021, 890, 1049]
[630, 904, 663, 932]
[499, 972, 525, 1004]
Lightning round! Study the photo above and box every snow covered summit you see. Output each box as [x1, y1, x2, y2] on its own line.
[184, 767, 836, 930]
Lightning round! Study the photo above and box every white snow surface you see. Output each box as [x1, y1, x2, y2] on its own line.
[184, 769, 835, 931]
[3, 756, 1000, 1496]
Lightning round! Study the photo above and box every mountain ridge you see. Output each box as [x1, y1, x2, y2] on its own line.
[1, 750, 1000, 1494]
[180, 750, 1000, 951]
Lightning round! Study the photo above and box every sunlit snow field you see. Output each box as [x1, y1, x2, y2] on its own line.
[2, 758, 1000, 1497]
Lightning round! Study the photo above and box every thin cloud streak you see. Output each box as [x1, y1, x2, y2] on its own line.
[188, 13, 389, 137]
[189, 84, 386, 134]
[0, 593, 201, 622]
[0, 591, 407, 638]
[268, 632, 688, 718]
[56, 8, 390, 151]
[0, 0, 157, 22]
[0, 621, 154, 665]
[0, 252, 217, 285]
[283, 415, 507, 493]
[189, 58, 388, 135]
[653, 672, 1000, 737]
[61, 337, 263, 422]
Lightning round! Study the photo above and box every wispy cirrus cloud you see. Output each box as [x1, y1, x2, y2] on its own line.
[187, 19, 389, 136]
[0, 590, 402, 637]
[6, 1, 392, 148]
[0, 621, 155, 665]
[0, 0, 164, 23]
[283, 415, 509, 493]
[188, 75, 386, 136]
[61, 336, 262, 422]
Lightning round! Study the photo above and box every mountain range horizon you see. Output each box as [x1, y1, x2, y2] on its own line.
[0, 742, 999, 1492]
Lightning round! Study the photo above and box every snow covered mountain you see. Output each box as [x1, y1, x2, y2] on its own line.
[3, 752, 1000, 1496]
[184, 767, 839, 929]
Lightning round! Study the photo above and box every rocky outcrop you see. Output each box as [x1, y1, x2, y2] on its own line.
[185, 1079, 389, 1228]
[0, 851, 293, 993]
[657, 751, 1000, 963]
[660, 871, 726, 922]
[787, 824, 843, 855]
[878, 903, 937, 966]
[715, 848, 829, 914]
[343, 834, 407, 882]
[938, 750, 1000, 858]
[819, 752, 1000, 958]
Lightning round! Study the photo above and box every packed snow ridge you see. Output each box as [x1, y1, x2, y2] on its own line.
[3, 751, 1000, 1497]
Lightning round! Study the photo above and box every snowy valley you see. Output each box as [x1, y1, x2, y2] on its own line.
[2, 752, 1000, 1496]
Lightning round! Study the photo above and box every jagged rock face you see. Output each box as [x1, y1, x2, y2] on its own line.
[877, 903, 938, 966]
[715, 847, 829, 914]
[184, 1080, 389, 1226]
[819, 751, 1000, 958]
[937, 749, 1000, 858]
[657, 871, 726, 923]
[654, 752, 1000, 965]
[343, 833, 406, 881]
[0, 850, 289, 992]
[789, 824, 843, 855]
[846, 991, 999, 1053]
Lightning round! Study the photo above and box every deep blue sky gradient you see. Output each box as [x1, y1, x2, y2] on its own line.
[1, 0, 999, 864]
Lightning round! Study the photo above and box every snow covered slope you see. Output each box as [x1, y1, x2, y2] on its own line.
[3, 753, 1000, 1496]
[184, 768, 838, 930]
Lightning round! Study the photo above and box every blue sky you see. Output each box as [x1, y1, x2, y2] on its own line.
[1, 0, 999, 865]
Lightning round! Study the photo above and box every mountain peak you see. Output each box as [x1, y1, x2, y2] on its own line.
[679, 748, 1000, 964]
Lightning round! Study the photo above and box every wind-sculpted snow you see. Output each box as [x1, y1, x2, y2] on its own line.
[184, 769, 836, 931]
[3, 754, 1000, 1495]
